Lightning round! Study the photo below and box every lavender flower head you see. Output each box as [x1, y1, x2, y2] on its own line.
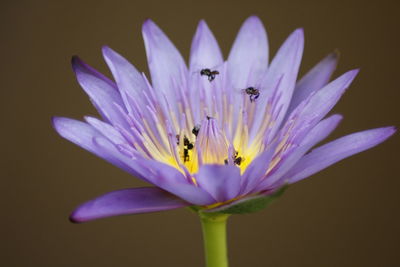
[53, 16, 395, 222]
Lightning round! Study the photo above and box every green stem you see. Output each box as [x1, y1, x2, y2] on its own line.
[200, 212, 230, 267]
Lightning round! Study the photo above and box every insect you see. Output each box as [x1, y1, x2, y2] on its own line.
[243, 87, 260, 102]
[176, 135, 194, 149]
[200, 68, 220, 82]
[224, 151, 243, 166]
[176, 134, 194, 162]
[183, 137, 194, 163]
[192, 125, 201, 137]
[183, 149, 190, 162]
[233, 155, 243, 165]
[184, 137, 194, 150]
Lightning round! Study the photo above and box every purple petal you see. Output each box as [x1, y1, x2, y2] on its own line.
[102, 46, 147, 110]
[283, 69, 359, 144]
[136, 159, 216, 206]
[55, 119, 213, 214]
[53, 117, 108, 156]
[284, 127, 396, 184]
[70, 187, 189, 223]
[250, 29, 304, 141]
[256, 114, 344, 190]
[195, 164, 241, 202]
[93, 138, 216, 206]
[142, 19, 187, 115]
[286, 51, 339, 118]
[53, 117, 145, 179]
[240, 148, 276, 195]
[300, 114, 343, 146]
[84, 116, 126, 144]
[71, 57, 128, 128]
[228, 16, 269, 88]
[190, 20, 223, 71]
[298, 70, 358, 120]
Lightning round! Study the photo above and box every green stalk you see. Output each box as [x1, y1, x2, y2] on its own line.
[200, 212, 230, 267]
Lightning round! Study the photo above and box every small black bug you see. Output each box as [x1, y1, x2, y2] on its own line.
[200, 68, 220, 82]
[192, 125, 201, 137]
[243, 87, 260, 102]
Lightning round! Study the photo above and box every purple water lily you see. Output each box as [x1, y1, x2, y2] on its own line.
[53, 16, 395, 223]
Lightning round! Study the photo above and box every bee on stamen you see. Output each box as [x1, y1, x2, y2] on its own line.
[192, 125, 201, 137]
[242, 87, 260, 102]
[224, 151, 244, 166]
[176, 134, 195, 162]
[183, 149, 190, 162]
[200, 68, 220, 82]
[183, 136, 194, 150]
[233, 156, 243, 165]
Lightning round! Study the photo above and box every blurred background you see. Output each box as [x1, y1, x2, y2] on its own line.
[2, 0, 399, 266]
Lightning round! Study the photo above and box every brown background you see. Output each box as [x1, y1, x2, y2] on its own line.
[2, 0, 399, 266]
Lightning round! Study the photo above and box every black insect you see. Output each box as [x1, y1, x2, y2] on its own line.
[192, 125, 201, 137]
[177, 135, 194, 148]
[176, 134, 194, 162]
[183, 149, 190, 162]
[243, 87, 260, 102]
[200, 68, 220, 82]
[233, 156, 243, 166]
[183, 137, 194, 162]
[184, 137, 194, 150]
[224, 151, 243, 166]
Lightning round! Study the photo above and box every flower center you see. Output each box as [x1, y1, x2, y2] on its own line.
[116, 67, 289, 179]
[173, 115, 257, 175]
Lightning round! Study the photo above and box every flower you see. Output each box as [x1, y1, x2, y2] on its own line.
[53, 16, 395, 223]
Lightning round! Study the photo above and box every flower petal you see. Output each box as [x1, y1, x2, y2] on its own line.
[301, 69, 358, 117]
[71, 57, 128, 128]
[283, 69, 359, 144]
[255, 114, 344, 190]
[300, 114, 343, 146]
[53, 117, 109, 157]
[250, 29, 304, 140]
[195, 164, 241, 202]
[284, 127, 396, 184]
[142, 19, 187, 114]
[286, 51, 339, 118]
[102, 46, 147, 111]
[228, 16, 269, 88]
[240, 148, 276, 195]
[93, 136, 216, 206]
[84, 116, 126, 144]
[70, 187, 189, 223]
[138, 159, 217, 205]
[53, 117, 143, 177]
[189, 20, 223, 71]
